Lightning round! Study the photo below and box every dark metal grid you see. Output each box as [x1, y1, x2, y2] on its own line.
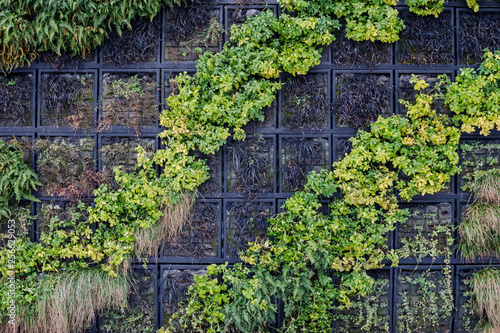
[1, 2, 500, 332]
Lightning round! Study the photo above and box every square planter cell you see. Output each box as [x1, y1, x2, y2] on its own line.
[100, 136, 156, 185]
[225, 201, 273, 258]
[397, 73, 452, 115]
[226, 137, 275, 196]
[36, 200, 90, 242]
[35, 137, 97, 199]
[334, 270, 390, 333]
[101, 73, 159, 133]
[101, 16, 160, 65]
[38, 49, 96, 69]
[397, 10, 453, 65]
[332, 26, 391, 67]
[459, 10, 500, 65]
[0, 203, 33, 248]
[396, 269, 452, 333]
[460, 140, 500, 192]
[280, 72, 329, 132]
[397, 202, 453, 260]
[100, 267, 156, 333]
[456, 269, 483, 333]
[334, 73, 391, 129]
[162, 200, 220, 258]
[161, 267, 207, 327]
[0, 73, 34, 127]
[281, 137, 330, 193]
[0, 135, 33, 165]
[164, 6, 222, 62]
[40, 72, 95, 129]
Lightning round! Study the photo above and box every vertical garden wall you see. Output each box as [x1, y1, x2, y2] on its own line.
[1, 0, 500, 332]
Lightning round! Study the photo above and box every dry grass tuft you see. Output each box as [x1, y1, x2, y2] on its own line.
[459, 203, 500, 260]
[471, 268, 500, 332]
[470, 169, 500, 204]
[1, 267, 129, 333]
[135, 191, 196, 258]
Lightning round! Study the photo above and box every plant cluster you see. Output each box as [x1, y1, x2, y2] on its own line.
[0, 0, 189, 71]
[397, 203, 453, 262]
[460, 140, 500, 191]
[161, 78, 463, 333]
[398, 10, 453, 65]
[0, 74, 33, 127]
[459, 168, 500, 260]
[332, 26, 391, 67]
[459, 12, 500, 65]
[398, 73, 450, 115]
[34, 137, 101, 201]
[164, 0, 221, 61]
[102, 17, 161, 65]
[0, 140, 39, 218]
[100, 74, 158, 134]
[396, 269, 453, 333]
[333, 272, 390, 333]
[162, 201, 219, 257]
[227, 137, 274, 197]
[40, 73, 95, 129]
[335, 73, 391, 129]
[465, 268, 500, 333]
[101, 137, 156, 186]
[282, 137, 329, 192]
[225, 201, 271, 258]
[100, 268, 156, 333]
[281, 73, 328, 132]
[442, 49, 500, 136]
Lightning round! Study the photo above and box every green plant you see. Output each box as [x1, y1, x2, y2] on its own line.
[441, 49, 500, 136]
[100, 74, 158, 134]
[396, 268, 453, 333]
[0, 0, 190, 71]
[0, 140, 39, 218]
[334, 277, 390, 333]
[405, 0, 444, 17]
[467, 268, 500, 332]
[460, 141, 500, 191]
[468, 168, 500, 204]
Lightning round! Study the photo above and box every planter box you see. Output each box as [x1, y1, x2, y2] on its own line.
[99, 135, 156, 186]
[101, 71, 159, 133]
[396, 267, 453, 333]
[161, 200, 220, 258]
[334, 269, 391, 333]
[0, 72, 34, 127]
[225, 136, 275, 196]
[396, 10, 454, 65]
[0, 202, 33, 248]
[101, 16, 161, 65]
[35, 136, 97, 199]
[100, 266, 157, 333]
[164, 6, 223, 62]
[458, 9, 500, 65]
[0, 135, 33, 166]
[333, 71, 392, 129]
[160, 266, 207, 327]
[280, 135, 330, 193]
[280, 71, 330, 132]
[396, 71, 453, 115]
[39, 71, 96, 130]
[460, 139, 500, 192]
[332, 26, 392, 67]
[224, 200, 274, 258]
[396, 202, 454, 262]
